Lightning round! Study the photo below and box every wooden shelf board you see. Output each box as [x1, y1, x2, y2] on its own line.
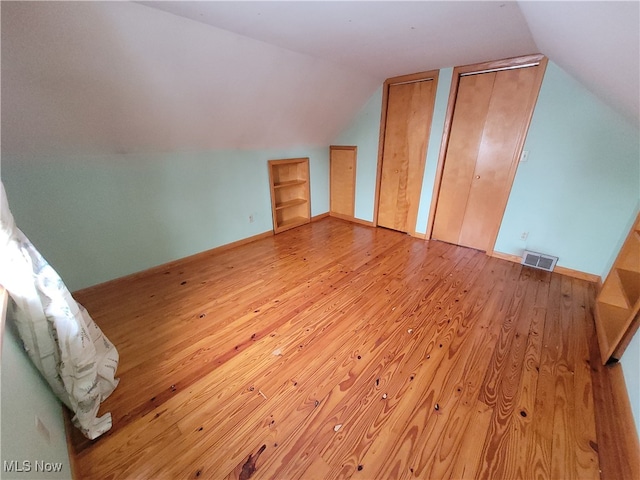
[598, 269, 631, 309]
[274, 179, 307, 189]
[596, 301, 632, 363]
[278, 216, 308, 228]
[617, 236, 639, 271]
[275, 198, 307, 210]
[617, 268, 640, 307]
[269, 157, 310, 235]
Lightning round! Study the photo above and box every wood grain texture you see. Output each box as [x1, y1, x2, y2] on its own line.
[378, 75, 437, 235]
[67, 218, 632, 479]
[433, 63, 543, 253]
[330, 146, 357, 219]
[490, 250, 601, 284]
[429, 56, 547, 255]
[596, 210, 640, 363]
[268, 158, 311, 234]
[458, 66, 540, 251]
[431, 72, 495, 246]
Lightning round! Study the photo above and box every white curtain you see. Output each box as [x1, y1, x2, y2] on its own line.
[0, 182, 119, 439]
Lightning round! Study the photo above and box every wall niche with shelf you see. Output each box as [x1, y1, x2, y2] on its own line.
[595, 211, 640, 364]
[268, 158, 311, 234]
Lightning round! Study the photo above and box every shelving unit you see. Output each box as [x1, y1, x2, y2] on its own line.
[268, 158, 311, 234]
[595, 211, 640, 364]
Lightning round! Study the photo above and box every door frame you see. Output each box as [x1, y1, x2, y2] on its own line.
[374, 70, 439, 236]
[329, 145, 357, 221]
[426, 54, 548, 254]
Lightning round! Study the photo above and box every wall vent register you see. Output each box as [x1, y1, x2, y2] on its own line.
[521, 250, 558, 272]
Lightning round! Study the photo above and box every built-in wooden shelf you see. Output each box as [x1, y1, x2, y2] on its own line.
[268, 158, 311, 234]
[273, 179, 307, 189]
[595, 211, 640, 364]
[274, 198, 308, 211]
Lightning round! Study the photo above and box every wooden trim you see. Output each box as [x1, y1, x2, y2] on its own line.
[385, 70, 441, 85]
[375, 69, 440, 234]
[350, 217, 375, 228]
[329, 145, 357, 151]
[73, 230, 274, 297]
[411, 231, 427, 240]
[329, 212, 374, 227]
[409, 72, 438, 236]
[490, 251, 601, 283]
[211, 231, 274, 253]
[372, 82, 389, 228]
[63, 408, 79, 480]
[426, 54, 548, 252]
[489, 251, 522, 263]
[554, 265, 601, 284]
[590, 354, 640, 479]
[454, 53, 547, 76]
[329, 211, 355, 223]
[425, 68, 459, 241]
[311, 212, 330, 222]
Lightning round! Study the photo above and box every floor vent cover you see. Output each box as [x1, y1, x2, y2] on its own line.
[522, 250, 558, 272]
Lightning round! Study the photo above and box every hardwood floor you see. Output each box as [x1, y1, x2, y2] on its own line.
[69, 218, 613, 479]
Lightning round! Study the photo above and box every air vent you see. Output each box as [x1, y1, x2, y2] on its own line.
[521, 250, 558, 272]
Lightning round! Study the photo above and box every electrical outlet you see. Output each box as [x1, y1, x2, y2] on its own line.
[520, 150, 529, 162]
[520, 231, 529, 241]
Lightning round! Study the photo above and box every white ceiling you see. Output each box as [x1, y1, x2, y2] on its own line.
[138, 1, 538, 79]
[140, 0, 640, 127]
[2, 1, 638, 157]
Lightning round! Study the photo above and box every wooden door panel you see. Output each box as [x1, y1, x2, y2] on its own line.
[458, 67, 540, 250]
[330, 146, 356, 218]
[378, 83, 413, 231]
[378, 79, 435, 233]
[432, 73, 495, 244]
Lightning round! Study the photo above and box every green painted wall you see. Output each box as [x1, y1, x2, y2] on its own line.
[415, 68, 453, 235]
[494, 62, 640, 277]
[334, 68, 453, 232]
[334, 87, 383, 223]
[1, 147, 329, 291]
[1, 321, 72, 479]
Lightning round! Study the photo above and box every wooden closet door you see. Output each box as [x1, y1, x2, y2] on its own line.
[330, 146, 356, 219]
[432, 63, 543, 251]
[431, 73, 495, 244]
[378, 78, 436, 234]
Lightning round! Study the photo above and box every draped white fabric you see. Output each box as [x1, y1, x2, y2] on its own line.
[0, 182, 119, 439]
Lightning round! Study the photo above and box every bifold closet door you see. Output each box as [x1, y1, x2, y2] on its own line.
[378, 78, 436, 234]
[432, 65, 542, 251]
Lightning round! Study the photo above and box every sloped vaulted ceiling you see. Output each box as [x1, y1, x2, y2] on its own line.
[1, 2, 381, 155]
[142, 0, 639, 127]
[519, 1, 639, 128]
[1, 1, 638, 156]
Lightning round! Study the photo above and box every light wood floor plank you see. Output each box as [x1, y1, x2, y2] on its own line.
[67, 218, 618, 479]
